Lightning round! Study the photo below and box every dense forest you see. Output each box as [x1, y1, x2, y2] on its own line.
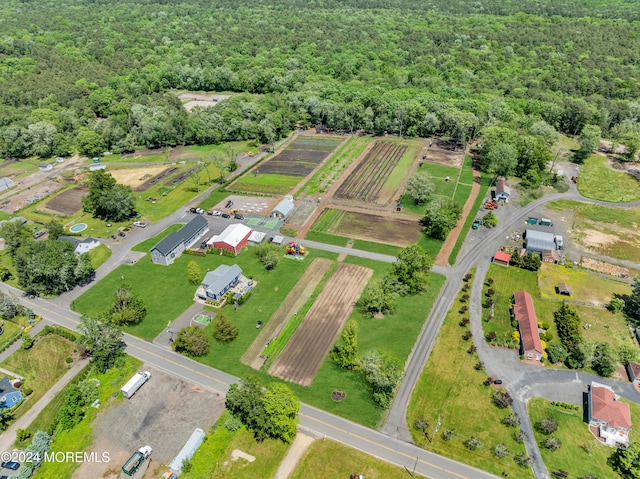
[0, 0, 639, 169]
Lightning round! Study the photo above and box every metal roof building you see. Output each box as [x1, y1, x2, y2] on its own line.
[169, 428, 206, 476]
[271, 195, 295, 219]
[0, 177, 15, 192]
[150, 215, 209, 265]
[525, 229, 556, 252]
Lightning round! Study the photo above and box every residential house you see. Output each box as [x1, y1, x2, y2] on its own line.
[150, 215, 209, 266]
[270, 195, 295, 219]
[525, 229, 556, 252]
[59, 236, 101, 255]
[626, 362, 640, 385]
[206, 223, 252, 255]
[512, 290, 543, 363]
[0, 377, 22, 409]
[495, 181, 511, 202]
[196, 264, 243, 301]
[587, 382, 632, 448]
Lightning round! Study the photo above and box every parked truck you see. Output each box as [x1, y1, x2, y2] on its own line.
[122, 445, 152, 476]
[121, 371, 151, 399]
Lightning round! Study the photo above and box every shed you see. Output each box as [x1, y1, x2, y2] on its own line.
[169, 428, 205, 476]
[271, 195, 295, 219]
[525, 229, 556, 252]
[495, 181, 511, 202]
[271, 235, 284, 246]
[541, 249, 560, 263]
[557, 283, 573, 296]
[396, 203, 403, 212]
[493, 251, 511, 267]
[0, 177, 15, 192]
[248, 230, 266, 244]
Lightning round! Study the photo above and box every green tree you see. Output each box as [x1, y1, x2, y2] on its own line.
[0, 221, 32, 257]
[27, 121, 57, 157]
[82, 170, 136, 222]
[46, 219, 64, 240]
[359, 350, 403, 408]
[356, 279, 397, 316]
[173, 326, 210, 356]
[575, 124, 601, 162]
[482, 212, 498, 228]
[611, 441, 640, 479]
[76, 127, 106, 157]
[109, 285, 146, 325]
[212, 312, 238, 343]
[521, 252, 542, 271]
[405, 171, 435, 205]
[554, 303, 583, 351]
[21, 331, 33, 349]
[591, 341, 618, 377]
[256, 242, 281, 270]
[0, 295, 18, 319]
[392, 244, 433, 294]
[332, 319, 358, 369]
[618, 344, 640, 366]
[626, 277, 640, 321]
[225, 376, 266, 437]
[263, 383, 299, 443]
[25, 430, 51, 468]
[608, 297, 626, 313]
[187, 260, 201, 284]
[421, 198, 462, 240]
[77, 315, 125, 373]
[546, 343, 567, 364]
[485, 143, 518, 178]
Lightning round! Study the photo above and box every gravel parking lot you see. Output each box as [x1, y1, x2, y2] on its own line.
[72, 365, 224, 479]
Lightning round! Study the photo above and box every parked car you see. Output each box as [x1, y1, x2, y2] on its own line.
[471, 219, 481, 230]
[133, 221, 147, 228]
[221, 213, 231, 218]
[494, 379, 503, 385]
[189, 207, 198, 214]
[234, 213, 244, 220]
[1, 461, 20, 470]
[196, 208, 204, 214]
[212, 210, 221, 216]
[225, 200, 233, 208]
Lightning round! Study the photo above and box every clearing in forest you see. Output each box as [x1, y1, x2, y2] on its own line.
[268, 263, 372, 386]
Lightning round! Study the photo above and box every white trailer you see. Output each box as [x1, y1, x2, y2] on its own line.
[121, 371, 151, 399]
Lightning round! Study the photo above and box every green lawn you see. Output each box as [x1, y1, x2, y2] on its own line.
[577, 154, 640, 203]
[0, 159, 40, 177]
[88, 243, 112, 269]
[290, 439, 409, 479]
[197, 189, 238, 211]
[303, 230, 402, 257]
[558, 134, 579, 152]
[33, 355, 141, 479]
[528, 397, 621, 478]
[408, 271, 532, 479]
[0, 319, 23, 350]
[231, 173, 301, 195]
[452, 183, 472, 208]
[1, 335, 75, 420]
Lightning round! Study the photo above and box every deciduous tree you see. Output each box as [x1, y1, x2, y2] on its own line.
[421, 198, 462, 241]
[82, 169, 136, 222]
[187, 260, 201, 284]
[575, 124, 601, 162]
[360, 350, 403, 408]
[77, 315, 125, 373]
[173, 326, 210, 356]
[109, 285, 146, 325]
[392, 245, 433, 294]
[485, 143, 518, 178]
[405, 171, 435, 205]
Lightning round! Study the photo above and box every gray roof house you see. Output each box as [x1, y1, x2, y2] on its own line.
[0, 377, 22, 409]
[271, 195, 295, 219]
[197, 264, 243, 301]
[151, 215, 209, 266]
[59, 236, 101, 255]
[525, 229, 556, 252]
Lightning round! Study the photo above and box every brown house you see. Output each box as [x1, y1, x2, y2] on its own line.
[541, 249, 560, 263]
[512, 290, 543, 363]
[626, 362, 640, 385]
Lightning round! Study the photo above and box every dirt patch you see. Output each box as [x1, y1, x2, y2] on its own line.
[72, 366, 224, 479]
[423, 137, 465, 168]
[229, 449, 256, 463]
[580, 257, 630, 279]
[110, 166, 172, 189]
[273, 433, 315, 479]
[269, 263, 372, 386]
[580, 229, 620, 248]
[0, 180, 65, 215]
[44, 187, 87, 215]
[286, 199, 318, 228]
[175, 93, 232, 112]
[241, 258, 333, 368]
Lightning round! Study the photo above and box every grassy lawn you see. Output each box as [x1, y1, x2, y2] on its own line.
[0, 250, 19, 287]
[1, 335, 75, 420]
[172, 141, 256, 160]
[33, 355, 141, 479]
[408, 271, 532, 479]
[577, 154, 640, 203]
[0, 159, 40, 177]
[528, 397, 621, 478]
[88, 243, 112, 269]
[0, 319, 23, 349]
[231, 173, 300, 195]
[296, 136, 373, 198]
[452, 183, 472, 208]
[197, 189, 239, 211]
[131, 223, 182, 252]
[290, 438, 409, 479]
[558, 134, 579, 152]
[303, 230, 402, 257]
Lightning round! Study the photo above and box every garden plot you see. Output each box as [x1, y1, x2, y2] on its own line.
[334, 141, 408, 204]
[44, 187, 87, 215]
[311, 209, 420, 246]
[109, 166, 173, 190]
[0, 180, 63, 214]
[268, 263, 372, 386]
[423, 137, 465, 168]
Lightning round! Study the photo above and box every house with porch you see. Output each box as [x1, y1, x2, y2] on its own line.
[196, 264, 243, 301]
[587, 382, 631, 448]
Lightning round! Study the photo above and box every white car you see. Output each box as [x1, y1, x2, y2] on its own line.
[212, 210, 221, 216]
[133, 221, 147, 228]
[195, 208, 204, 214]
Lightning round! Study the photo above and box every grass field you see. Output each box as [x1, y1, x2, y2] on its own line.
[577, 154, 640, 203]
[1, 336, 75, 420]
[303, 230, 402, 256]
[33, 355, 141, 478]
[0, 320, 23, 350]
[528, 397, 623, 478]
[100, 141, 256, 164]
[290, 439, 409, 479]
[408, 272, 532, 479]
[88, 243, 111, 269]
[0, 158, 40, 178]
[231, 173, 300, 195]
[131, 223, 182, 252]
[400, 162, 461, 216]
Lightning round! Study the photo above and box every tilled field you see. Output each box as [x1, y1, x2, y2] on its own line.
[44, 186, 86, 215]
[268, 263, 372, 386]
[254, 136, 343, 177]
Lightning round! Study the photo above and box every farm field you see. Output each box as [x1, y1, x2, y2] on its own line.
[268, 263, 373, 386]
[304, 230, 402, 256]
[399, 161, 462, 216]
[42, 186, 86, 215]
[0, 159, 40, 178]
[334, 139, 419, 205]
[310, 209, 421, 246]
[231, 136, 343, 195]
[408, 273, 532, 479]
[547, 199, 640, 263]
[100, 140, 256, 164]
[577, 154, 640, 203]
[109, 165, 174, 190]
[528, 397, 630, 479]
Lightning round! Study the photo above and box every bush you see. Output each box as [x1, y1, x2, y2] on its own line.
[213, 313, 239, 343]
[502, 414, 519, 427]
[462, 331, 473, 341]
[514, 452, 531, 467]
[459, 317, 469, 327]
[492, 391, 512, 409]
[544, 436, 562, 451]
[538, 417, 559, 435]
[16, 428, 31, 441]
[493, 443, 509, 458]
[21, 332, 33, 350]
[22, 387, 33, 396]
[465, 435, 481, 450]
[173, 326, 210, 356]
[442, 429, 455, 441]
[474, 361, 484, 370]
[224, 415, 243, 432]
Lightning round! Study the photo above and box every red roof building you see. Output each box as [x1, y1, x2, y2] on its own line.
[493, 251, 511, 267]
[627, 362, 640, 385]
[206, 224, 252, 255]
[588, 382, 632, 448]
[512, 290, 543, 363]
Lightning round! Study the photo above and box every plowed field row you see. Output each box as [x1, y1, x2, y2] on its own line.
[268, 263, 373, 386]
[335, 141, 407, 202]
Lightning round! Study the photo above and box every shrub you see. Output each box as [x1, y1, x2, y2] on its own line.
[538, 417, 559, 435]
[483, 377, 493, 386]
[487, 278, 494, 285]
[465, 435, 481, 450]
[21, 332, 33, 350]
[514, 452, 531, 467]
[460, 294, 470, 303]
[486, 331, 497, 342]
[459, 317, 470, 327]
[224, 415, 243, 432]
[493, 443, 509, 458]
[16, 429, 31, 442]
[462, 331, 473, 341]
[464, 273, 473, 282]
[442, 429, 455, 441]
[467, 345, 477, 354]
[492, 391, 512, 409]
[65, 357, 73, 364]
[502, 414, 519, 427]
[459, 306, 468, 313]
[544, 436, 562, 451]
[486, 288, 495, 296]
[23, 387, 33, 396]
[414, 416, 429, 436]
[474, 361, 484, 370]
[513, 431, 524, 444]
[173, 326, 210, 357]
[213, 313, 239, 343]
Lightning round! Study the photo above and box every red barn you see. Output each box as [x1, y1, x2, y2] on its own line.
[207, 224, 252, 255]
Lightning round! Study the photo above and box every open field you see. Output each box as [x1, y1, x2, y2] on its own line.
[577, 154, 640, 203]
[303, 230, 402, 257]
[0, 159, 40, 178]
[109, 165, 173, 189]
[311, 209, 421, 246]
[423, 137, 465, 168]
[43, 187, 86, 215]
[241, 258, 333, 368]
[1, 335, 75, 420]
[398, 162, 462, 216]
[334, 139, 419, 205]
[269, 263, 372, 386]
[231, 173, 300, 195]
[408, 273, 532, 479]
[176, 91, 233, 111]
[290, 438, 409, 479]
[104, 140, 255, 164]
[528, 397, 623, 479]
[296, 136, 374, 198]
[547, 200, 640, 263]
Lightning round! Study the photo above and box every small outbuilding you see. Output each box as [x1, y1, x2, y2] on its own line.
[541, 249, 560, 263]
[271, 195, 295, 219]
[89, 163, 107, 171]
[0, 177, 15, 192]
[525, 229, 557, 252]
[271, 235, 284, 246]
[396, 203, 403, 212]
[557, 283, 573, 296]
[248, 230, 266, 244]
[495, 181, 511, 202]
[493, 251, 511, 267]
